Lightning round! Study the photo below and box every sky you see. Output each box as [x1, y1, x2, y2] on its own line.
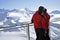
[0, 0, 60, 12]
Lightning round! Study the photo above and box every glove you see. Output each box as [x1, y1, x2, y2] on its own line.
[31, 19, 33, 23]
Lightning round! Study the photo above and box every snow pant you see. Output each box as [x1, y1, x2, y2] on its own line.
[45, 29, 50, 40]
[35, 28, 46, 40]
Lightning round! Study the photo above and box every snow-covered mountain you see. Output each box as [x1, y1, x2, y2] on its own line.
[0, 8, 35, 25]
[0, 9, 8, 21]
[50, 10, 60, 23]
[0, 9, 60, 40]
[50, 10, 60, 14]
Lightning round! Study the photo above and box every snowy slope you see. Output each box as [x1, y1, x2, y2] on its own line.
[49, 10, 60, 40]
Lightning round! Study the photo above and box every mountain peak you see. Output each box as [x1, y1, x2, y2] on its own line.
[20, 8, 29, 11]
[51, 10, 60, 14]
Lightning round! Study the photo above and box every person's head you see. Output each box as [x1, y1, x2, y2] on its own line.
[43, 8, 47, 13]
[38, 6, 45, 15]
[38, 6, 44, 13]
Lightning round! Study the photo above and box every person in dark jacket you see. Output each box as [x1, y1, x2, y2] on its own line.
[31, 6, 50, 40]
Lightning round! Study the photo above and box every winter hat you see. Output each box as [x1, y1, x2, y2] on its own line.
[39, 6, 44, 11]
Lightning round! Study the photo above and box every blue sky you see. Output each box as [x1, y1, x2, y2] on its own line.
[0, 0, 60, 12]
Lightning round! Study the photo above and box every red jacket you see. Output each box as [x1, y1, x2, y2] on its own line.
[32, 11, 50, 31]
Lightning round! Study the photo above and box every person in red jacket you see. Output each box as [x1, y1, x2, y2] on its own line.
[44, 8, 50, 40]
[31, 6, 50, 40]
